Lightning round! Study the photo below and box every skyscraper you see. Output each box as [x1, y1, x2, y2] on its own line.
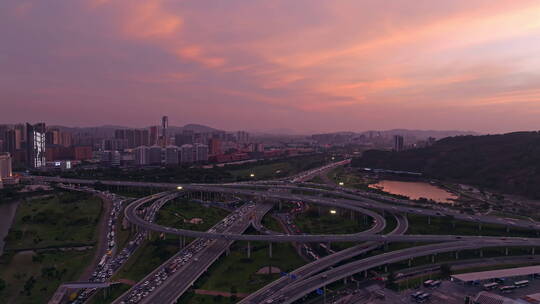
[149, 126, 159, 146]
[26, 123, 46, 168]
[161, 116, 169, 147]
[393, 135, 404, 152]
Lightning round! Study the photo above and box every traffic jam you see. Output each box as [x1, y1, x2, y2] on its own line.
[117, 202, 256, 304]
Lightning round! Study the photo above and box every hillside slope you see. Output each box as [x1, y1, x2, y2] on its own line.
[352, 132, 540, 198]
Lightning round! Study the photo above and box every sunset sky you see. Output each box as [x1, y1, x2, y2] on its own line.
[2, 0, 540, 133]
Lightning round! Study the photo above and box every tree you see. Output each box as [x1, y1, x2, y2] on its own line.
[0, 278, 6, 292]
[440, 263, 452, 278]
[386, 271, 398, 290]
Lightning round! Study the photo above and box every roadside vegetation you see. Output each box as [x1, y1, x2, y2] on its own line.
[0, 190, 102, 303]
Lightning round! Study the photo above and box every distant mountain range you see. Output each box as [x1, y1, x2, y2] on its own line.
[48, 123, 477, 140]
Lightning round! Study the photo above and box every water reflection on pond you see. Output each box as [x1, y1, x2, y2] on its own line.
[370, 180, 458, 204]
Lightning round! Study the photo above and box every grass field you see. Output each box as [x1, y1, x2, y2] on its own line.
[294, 206, 371, 234]
[0, 250, 95, 303]
[228, 154, 326, 181]
[0, 190, 103, 303]
[4, 191, 103, 250]
[155, 199, 229, 232]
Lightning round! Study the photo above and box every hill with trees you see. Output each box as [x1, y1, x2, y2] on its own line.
[352, 132, 540, 198]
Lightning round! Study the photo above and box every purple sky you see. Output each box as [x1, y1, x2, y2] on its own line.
[2, 0, 540, 133]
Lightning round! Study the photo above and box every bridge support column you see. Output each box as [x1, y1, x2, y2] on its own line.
[455, 251, 459, 259]
[364, 270, 368, 278]
[384, 265, 388, 273]
[343, 276, 348, 285]
[350, 211, 354, 221]
[226, 246, 230, 256]
[479, 249, 483, 258]
[533, 248, 536, 255]
[431, 254, 435, 263]
[408, 258, 412, 267]
[279, 201, 282, 211]
[478, 223, 482, 231]
[384, 242, 389, 251]
[427, 216, 431, 225]
[318, 206, 321, 216]
[269, 242, 273, 258]
[247, 242, 251, 259]
[506, 226, 510, 233]
[505, 247, 509, 256]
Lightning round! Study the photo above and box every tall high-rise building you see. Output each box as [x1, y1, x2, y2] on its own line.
[149, 126, 159, 146]
[208, 138, 221, 155]
[180, 144, 194, 163]
[236, 131, 250, 144]
[26, 123, 46, 168]
[393, 135, 404, 152]
[165, 146, 179, 165]
[194, 143, 209, 162]
[0, 153, 13, 181]
[161, 116, 169, 147]
[134, 146, 149, 165]
[148, 146, 163, 165]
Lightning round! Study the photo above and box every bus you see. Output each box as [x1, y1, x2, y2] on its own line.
[500, 285, 516, 293]
[483, 282, 499, 290]
[514, 280, 529, 288]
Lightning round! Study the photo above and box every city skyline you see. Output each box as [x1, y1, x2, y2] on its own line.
[2, 1, 540, 133]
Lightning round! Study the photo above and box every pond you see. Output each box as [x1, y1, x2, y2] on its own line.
[370, 180, 458, 204]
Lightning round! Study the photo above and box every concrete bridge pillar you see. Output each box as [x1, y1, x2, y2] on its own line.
[384, 265, 388, 273]
[479, 249, 483, 257]
[364, 270, 368, 278]
[350, 211, 354, 221]
[408, 258, 412, 267]
[455, 251, 459, 259]
[431, 254, 435, 263]
[427, 216, 431, 225]
[533, 248, 536, 255]
[269, 243, 273, 258]
[505, 247, 509, 256]
[478, 223, 482, 231]
[384, 242, 389, 251]
[343, 276, 348, 285]
[506, 226, 510, 233]
[226, 246, 230, 256]
[279, 201, 282, 211]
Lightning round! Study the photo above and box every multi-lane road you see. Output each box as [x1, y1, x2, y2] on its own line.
[239, 213, 409, 304]
[31, 161, 540, 304]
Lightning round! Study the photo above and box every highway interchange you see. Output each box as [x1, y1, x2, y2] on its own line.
[30, 160, 540, 304]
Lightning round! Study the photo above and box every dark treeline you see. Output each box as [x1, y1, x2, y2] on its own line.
[352, 132, 540, 198]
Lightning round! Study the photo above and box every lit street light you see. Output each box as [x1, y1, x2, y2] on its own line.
[177, 186, 183, 190]
[330, 210, 337, 215]
[250, 173, 255, 178]
[338, 182, 344, 186]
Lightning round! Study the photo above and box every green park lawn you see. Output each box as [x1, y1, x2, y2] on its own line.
[4, 191, 103, 250]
